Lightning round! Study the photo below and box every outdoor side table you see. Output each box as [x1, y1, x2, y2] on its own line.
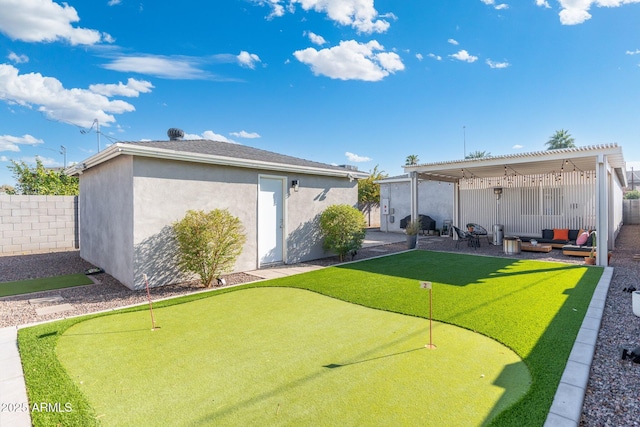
[520, 242, 552, 253]
[503, 236, 521, 254]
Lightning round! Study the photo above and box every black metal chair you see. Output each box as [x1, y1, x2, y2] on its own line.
[466, 223, 489, 245]
[453, 226, 476, 249]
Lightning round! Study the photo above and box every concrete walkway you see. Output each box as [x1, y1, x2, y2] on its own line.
[0, 230, 610, 426]
[0, 327, 30, 427]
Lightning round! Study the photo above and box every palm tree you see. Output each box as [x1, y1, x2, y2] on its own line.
[545, 129, 576, 150]
[405, 154, 419, 166]
[465, 150, 491, 159]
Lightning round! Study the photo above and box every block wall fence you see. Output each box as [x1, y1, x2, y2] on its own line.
[0, 195, 79, 256]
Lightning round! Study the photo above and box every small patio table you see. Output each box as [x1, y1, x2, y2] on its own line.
[520, 242, 552, 253]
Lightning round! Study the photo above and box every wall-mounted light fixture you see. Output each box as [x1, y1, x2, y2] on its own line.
[493, 187, 503, 200]
[291, 179, 299, 192]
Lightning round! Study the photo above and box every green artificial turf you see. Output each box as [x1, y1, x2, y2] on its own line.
[0, 273, 93, 297]
[54, 288, 528, 426]
[18, 251, 602, 426]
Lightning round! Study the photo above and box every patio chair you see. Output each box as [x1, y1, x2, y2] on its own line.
[466, 223, 490, 245]
[453, 226, 476, 249]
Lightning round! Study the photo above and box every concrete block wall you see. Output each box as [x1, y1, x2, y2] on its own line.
[0, 195, 78, 256]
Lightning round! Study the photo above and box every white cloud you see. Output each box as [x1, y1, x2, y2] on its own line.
[257, 0, 390, 34]
[345, 151, 371, 162]
[480, 0, 509, 10]
[512, 144, 524, 150]
[448, 38, 459, 45]
[0, 155, 8, 162]
[415, 53, 424, 61]
[0, 134, 44, 152]
[7, 52, 28, 63]
[555, 0, 640, 25]
[108, 0, 121, 5]
[89, 78, 154, 97]
[306, 31, 327, 45]
[428, 53, 442, 61]
[626, 49, 640, 55]
[294, 40, 404, 81]
[0, 64, 137, 127]
[230, 130, 261, 139]
[20, 155, 60, 167]
[237, 51, 261, 69]
[536, 0, 551, 8]
[0, 0, 111, 45]
[102, 54, 211, 79]
[486, 59, 510, 68]
[450, 50, 478, 63]
[184, 131, 238, 144]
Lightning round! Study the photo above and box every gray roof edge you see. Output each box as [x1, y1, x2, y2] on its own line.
[405, 144, 623, 170]
[68, 140, 368, 179]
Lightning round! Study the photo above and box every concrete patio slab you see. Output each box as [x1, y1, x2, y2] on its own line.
[35, 303, 74, 316]
[28, 295, 64, 304]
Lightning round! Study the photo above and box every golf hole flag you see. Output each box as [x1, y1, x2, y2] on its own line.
[420, 281, 432, 290]
[420, 281, 436, 349]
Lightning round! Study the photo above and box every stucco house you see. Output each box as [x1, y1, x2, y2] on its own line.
[68, 131, 367, 290]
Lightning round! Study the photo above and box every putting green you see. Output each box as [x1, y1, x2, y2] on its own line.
[56, 287, 530, 426]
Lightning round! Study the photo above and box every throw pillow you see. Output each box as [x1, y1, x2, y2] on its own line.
[542, 229, 553, 240]
[553, 228, 569, 241]
[576, 232, 589, 246]
[586, 232, 594, 247]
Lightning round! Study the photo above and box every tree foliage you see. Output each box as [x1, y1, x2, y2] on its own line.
[0, 184, 15, 195]
[319, 204, 366, 262]
[465, 150, 491, 159]
[405, 154, 419, 166]
[545, 129, 576, 150]
[358, 165, 387, 226]
[624, 190, 640, 200]
[8, 158, 78, 195]
[173, 209, 247, 287]
[358, 164, 387, 206]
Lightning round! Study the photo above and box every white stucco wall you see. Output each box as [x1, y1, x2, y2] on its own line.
[285, 173, 358, 264]
[79, 155, 134, 287]
[128, 158, 357, 289]
[378, 179, 454, 233]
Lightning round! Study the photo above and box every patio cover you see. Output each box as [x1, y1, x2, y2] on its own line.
[404, 144, 626, 266]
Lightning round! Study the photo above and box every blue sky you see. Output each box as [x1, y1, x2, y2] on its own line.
[0, 0, 639, 186]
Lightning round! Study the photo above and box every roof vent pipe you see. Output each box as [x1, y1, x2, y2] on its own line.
[167, 128, 185, 141]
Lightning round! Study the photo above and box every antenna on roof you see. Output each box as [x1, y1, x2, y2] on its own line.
[167, 128, 184, 141]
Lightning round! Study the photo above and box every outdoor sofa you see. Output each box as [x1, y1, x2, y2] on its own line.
[520, 228, 584, 249]
[399, 215, 436, 234]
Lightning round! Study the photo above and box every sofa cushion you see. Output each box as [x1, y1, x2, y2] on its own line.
[586, 232, 594, 247]
[542, 229, 553, 240]
[576, 231, 589, 246]
[568, 229, 581, 241]
[553, 228, 569, 241]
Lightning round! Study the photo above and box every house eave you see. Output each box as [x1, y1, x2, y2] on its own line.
[66, 143, 369, 180]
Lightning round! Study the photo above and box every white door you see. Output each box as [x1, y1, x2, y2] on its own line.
[258, 176, 284, 265]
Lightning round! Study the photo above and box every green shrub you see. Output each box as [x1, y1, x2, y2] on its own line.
[319, 204, 366, 261]
[624, 190, 640, 199]
[173, 209, 246, 287]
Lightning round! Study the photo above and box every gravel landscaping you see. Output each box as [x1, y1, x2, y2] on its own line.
[1, 225, 639, 425]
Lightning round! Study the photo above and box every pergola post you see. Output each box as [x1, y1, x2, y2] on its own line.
[410, 171, 419, 223]
[596, 155, 609, 267]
